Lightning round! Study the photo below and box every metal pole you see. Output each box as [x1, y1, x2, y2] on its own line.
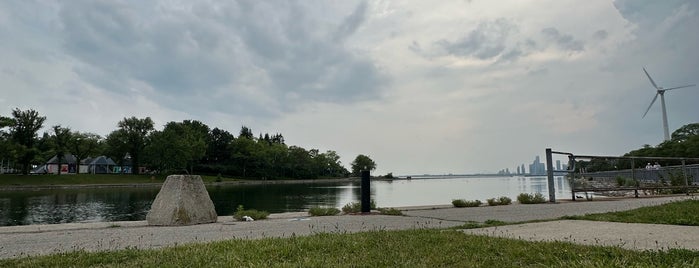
[546, 148, 556, 203]
[361, 170, 371, 213]
[632, 158, 639, 198]
[682, 160, 689, 195]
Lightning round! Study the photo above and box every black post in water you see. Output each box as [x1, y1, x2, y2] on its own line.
[361, 170, 371, 213]
[545, 148, 556, 203]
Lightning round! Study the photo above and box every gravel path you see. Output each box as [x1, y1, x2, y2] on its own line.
[1, 195, 696, 259]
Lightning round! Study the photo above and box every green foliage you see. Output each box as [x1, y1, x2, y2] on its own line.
[4, 229, 698, 267]
[1, 107, 352, 180]
[615, 176, 638, 187]
[106, 117, 154, 174]
[308, 207, 341, 216]
[70, 132, 102, 174]
[341, 200, 377, 213]
[377, 207, 403, 216]
[517, 193, 547, 204]
[8, 108, 46, 174]
[233, 205, 270, 221]
[0, 174, 168, 185]
[562, 200, 699, 226]
[452, 199, 482, 207]
[351, 154, 377, 176]
[625, 122, 699, 159]
[144, 120, 207, 174]
[486, 196, 512, 206]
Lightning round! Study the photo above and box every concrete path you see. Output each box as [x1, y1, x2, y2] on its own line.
[1, 195, 696, 259]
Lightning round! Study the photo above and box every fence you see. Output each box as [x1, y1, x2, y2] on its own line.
[545, 148, 699, 202]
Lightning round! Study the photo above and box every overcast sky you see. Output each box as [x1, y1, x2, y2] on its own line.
[2, 0, 698, 175]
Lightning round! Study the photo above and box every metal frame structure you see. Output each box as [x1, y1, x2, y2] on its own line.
[545, 148, 699, 202]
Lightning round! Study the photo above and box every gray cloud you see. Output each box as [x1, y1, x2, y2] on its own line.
[436, 18, 516, 60]
[333, 1, 368, 42]
[57, 0, 384, 118]
[593, 30, 609, 40]
[541, 27, 585, 52]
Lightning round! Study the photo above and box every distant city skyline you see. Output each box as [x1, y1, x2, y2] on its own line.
[501, 155, 568, 176]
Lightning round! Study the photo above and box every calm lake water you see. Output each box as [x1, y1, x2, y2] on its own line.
[0, 176, 570, 226]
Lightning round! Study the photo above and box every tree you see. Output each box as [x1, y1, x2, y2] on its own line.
[351, 154, 376, 176]
[50, 125, 72, 175]
[671, 123, 699, 143]
[205, 127, 234, 164]
[70, 132, 102, 174]
[9, 108, 46, 174]
[106, 117, 154, 174]
[0, 115, 15, 172]
[239, 126, 254, 139]
[144, 121, 207, 174]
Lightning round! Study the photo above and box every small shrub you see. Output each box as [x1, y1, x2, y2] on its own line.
[486, 196, 512, 206]
[342, 200, 377, 213]
[616, 176, 637, 187]
[308, 206, 341, 216]
[452, 199, 482, 208]
[378, 207, 403, 216]
[517, 193, 547, 204]
[234, 205, 270, 221]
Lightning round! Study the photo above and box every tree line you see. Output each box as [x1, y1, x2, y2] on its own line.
[573, 123, 699, 172]
[0, 108, 378, 179]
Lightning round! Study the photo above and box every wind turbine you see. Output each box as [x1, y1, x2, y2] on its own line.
[642, 67, 696, 141]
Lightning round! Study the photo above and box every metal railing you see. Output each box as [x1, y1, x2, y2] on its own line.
[546, 148, 699, 202]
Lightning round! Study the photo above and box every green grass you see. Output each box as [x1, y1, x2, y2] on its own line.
[0, 174, 241, 186]
[233, 205, 270, 221]
[341, 200, 377, 213]
[562, 200, 699, 226]
[2, 229, 697, 267]
[308, 206, 341, 216]
[486, 196, 512, 206]
[517, 193, 547, 204]
[377, 207, 404, 216]
[452, 199, 482, 207]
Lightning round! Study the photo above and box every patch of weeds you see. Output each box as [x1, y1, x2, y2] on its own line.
[486, 196, 512, 206]
[234, 205, 270, 221]
[341, 200, 377, 213]
[452, 199, 482, 208]
[377, 207, 403, 216]
[517, 193, 547, 204]
[108, 224, 121, 228]
[308, 206, 341, 216]
[458, 219, 508, 229]
[616, 176, 638, 187]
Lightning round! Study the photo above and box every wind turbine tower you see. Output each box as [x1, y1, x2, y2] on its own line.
[642, 67, 696, 141]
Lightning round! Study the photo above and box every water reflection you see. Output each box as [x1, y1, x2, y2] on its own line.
[0, 176, 570, 226]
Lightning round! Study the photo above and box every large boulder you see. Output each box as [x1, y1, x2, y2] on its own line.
[146, 175, 217, 226]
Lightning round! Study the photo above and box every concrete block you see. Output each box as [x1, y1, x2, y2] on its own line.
[146, 175, 217, 226]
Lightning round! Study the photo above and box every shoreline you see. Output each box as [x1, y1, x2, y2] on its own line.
[1, 195, 696, 260]
[0, 177, 359, 191]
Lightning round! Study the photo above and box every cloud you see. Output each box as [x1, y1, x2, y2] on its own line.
[540, 27, 585, 52]
[57, 0, 385, 118]
[593, 30, 609, 40]
[333, 1, 369, 42]
[435, 18, 517, 60]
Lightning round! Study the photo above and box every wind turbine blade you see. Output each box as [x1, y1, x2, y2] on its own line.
[642, 93, 659, 118]
[663, 84, 696, 91]
[643, 67, 660, 89]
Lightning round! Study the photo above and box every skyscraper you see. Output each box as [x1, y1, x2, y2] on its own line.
[529, 156, 546, 175]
